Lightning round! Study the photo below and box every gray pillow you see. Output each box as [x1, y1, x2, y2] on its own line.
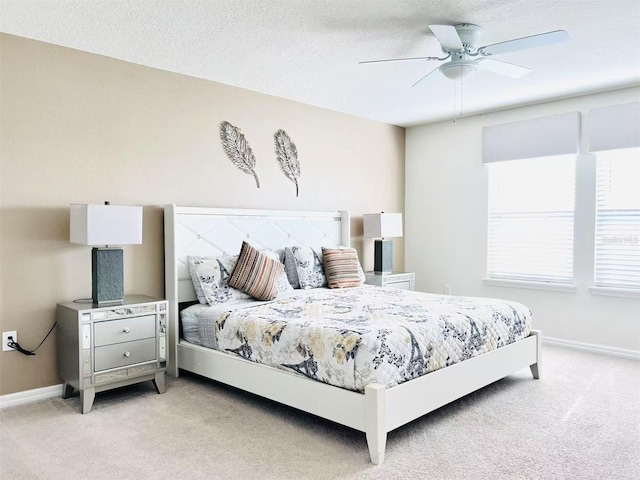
[283, 247, 300, 289]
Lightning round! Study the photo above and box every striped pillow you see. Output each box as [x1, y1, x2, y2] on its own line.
[322, 247, 364, 289]
[228, 241, 284, 300]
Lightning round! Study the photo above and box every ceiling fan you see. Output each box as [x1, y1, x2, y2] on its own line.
[360, 24, 569, 87]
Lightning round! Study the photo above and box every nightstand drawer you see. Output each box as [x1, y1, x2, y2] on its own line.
[94, 315, 156, 347]
[94, 338, 156, 371]
[365, 272, 415, 291]
[387, 280, 412, 290]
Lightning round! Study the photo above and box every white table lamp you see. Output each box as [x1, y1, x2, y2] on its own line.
[363, 212, 403, 273]
[70, 202, 143, 305]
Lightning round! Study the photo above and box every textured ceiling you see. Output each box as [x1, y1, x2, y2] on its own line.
[2, 0, 640, 126]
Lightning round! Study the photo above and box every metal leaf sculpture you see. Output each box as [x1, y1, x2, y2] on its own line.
[274, 129, 300, 197]
[219, 121, 260, 188]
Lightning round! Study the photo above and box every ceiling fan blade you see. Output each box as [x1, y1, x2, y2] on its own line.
[476, 58, 532, 78]
[480, 30, 569, 56]
[411, 65, 440, 87]
[359, 56, 438, 64]
[429, 25, 464, 51]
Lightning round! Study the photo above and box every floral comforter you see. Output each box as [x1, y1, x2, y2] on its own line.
[181, 286, 532, 392]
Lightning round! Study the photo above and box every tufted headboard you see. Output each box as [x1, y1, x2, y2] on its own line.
[163, 205, 350, 375]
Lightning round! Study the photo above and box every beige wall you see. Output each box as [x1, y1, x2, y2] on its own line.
[0, 34, 405, 395]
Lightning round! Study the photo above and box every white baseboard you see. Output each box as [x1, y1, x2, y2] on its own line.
[543, 336, 640, 360]
[0, 384, 62, 409]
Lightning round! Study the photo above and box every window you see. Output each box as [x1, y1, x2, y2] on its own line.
[487, 155, 576, 284]
[482, 104, 639, 295]
[594, 147, 640, 289]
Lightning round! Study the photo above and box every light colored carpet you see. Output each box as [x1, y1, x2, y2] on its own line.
[1, 345, 638, 480]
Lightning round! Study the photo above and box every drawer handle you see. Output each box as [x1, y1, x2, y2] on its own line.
[124, 352, 131, 358]
[123, 328, 131, 333]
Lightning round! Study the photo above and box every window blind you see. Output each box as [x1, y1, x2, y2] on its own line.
[487, 155, 575, 283]
[594, 148, 640, 289]
[588, 102, 640, 152]
[482, 112, 580, 163]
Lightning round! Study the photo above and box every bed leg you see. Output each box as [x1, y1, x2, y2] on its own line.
[365, 383, 387, 465]
[529, 330, 542, 379]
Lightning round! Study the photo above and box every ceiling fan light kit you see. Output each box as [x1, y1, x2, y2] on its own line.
[439, 58, 477, 81]
[360, 22, 569, 87]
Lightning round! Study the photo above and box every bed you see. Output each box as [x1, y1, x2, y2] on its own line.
[164, 205, 541, 464]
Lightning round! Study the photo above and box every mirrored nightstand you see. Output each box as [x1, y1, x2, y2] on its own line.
[364, 272, 415, 291]
[56, 295, 168, 413]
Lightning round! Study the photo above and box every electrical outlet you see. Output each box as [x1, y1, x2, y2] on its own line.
[444, 285, 452, 295]
[3, 331, 17, 352]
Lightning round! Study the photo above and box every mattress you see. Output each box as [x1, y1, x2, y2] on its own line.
[181, 286, 532, 392]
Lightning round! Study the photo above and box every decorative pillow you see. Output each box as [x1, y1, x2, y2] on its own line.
[216, 254, 257, 299]
[322, 247, 365, 288]
[283, 247, 301, 289]
[291, 246, 327, 289]
[338, 245, 366, 283]
[262, 250, 294, 293]
[188, 257, 209, 305]
[221, 252, 292, 294]
[188, 256, 250, 306]
[228, 241, 284, 301]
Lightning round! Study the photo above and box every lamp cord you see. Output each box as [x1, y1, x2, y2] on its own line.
[6, 321, 57, 356]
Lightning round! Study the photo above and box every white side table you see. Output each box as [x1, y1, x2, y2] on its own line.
[364, 272, 415, 291]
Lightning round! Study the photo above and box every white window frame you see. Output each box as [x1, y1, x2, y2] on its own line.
[481, 104, 640, 298]
[485, 155, 577, 287]
[482, 113, 580, 292]
[587, 103, 640, 298]
[590, 148, 640, 295]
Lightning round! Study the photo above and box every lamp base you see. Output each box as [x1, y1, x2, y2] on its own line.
[373, 239, 393, 273]
[92, 247, 124, 305]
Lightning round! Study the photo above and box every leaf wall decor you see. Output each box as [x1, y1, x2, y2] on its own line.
[219, 121, 260, 188]
[274, 129, 300, 197]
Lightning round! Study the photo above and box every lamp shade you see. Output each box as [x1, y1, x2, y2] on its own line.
[363, 213, 403, 238]
[70, 204, 143, 246]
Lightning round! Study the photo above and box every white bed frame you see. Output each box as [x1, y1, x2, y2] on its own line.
[164, 204, 541, 464]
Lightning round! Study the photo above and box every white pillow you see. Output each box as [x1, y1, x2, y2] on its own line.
[291, 246, 327, 289]
[188, 256, 250, 306]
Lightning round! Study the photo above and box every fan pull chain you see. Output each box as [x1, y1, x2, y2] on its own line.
[453, 80, 457, 123]
[453, 75, 464, 122]
[460, 76, 464, 118]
